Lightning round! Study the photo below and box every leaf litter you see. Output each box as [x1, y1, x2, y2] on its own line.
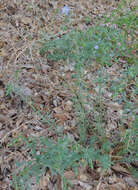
[0, 0, 137, 189]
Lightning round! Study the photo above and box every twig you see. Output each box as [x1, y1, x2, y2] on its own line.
[0, 125, 23, 143]
[96, 170, 105, 190]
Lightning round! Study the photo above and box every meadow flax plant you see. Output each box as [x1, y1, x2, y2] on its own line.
[10, 1, 137, 189]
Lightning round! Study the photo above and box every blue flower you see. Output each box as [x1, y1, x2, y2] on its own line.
[94, 45, 99, 50]
[61, 5, 70, 15]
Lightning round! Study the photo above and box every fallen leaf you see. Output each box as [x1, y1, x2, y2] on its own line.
[109, 182, 127, 190]
[0, 89, 4, 98]
[54, 112, 70, 125]
[53, 106, 63, 114]
[38, 176, 48, 189]
[21, 64, 34, 70]
[124, 177, 137, 187]
[112, 164, 130, 175]
[0, 114, 8, 123]
[21, 17, 32, 25]
[78, 181, 92, 190]
[64, 171, 76, 180]
[108, 176, 118, 184]
[0, 40, 5, 48]
[108, 102, 122, 110]
[64, 100, 73, 112]
[20, 86, 32, 96]
[79, 174, 88, 181]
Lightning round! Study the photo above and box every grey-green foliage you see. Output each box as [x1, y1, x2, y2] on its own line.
[10, 2, 137, 189]
[40, 25, 129, 66]
[117, 115, 138, 180]
[11, 134, 111, 189]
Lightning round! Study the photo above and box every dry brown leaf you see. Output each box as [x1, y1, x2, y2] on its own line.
[7, 109, 17, 117]
[79, 181, 92, 190]
[129, 188, 138, 190]
[0, 89, 4, 98]
[99, 181, 128, 190]
[21, 64, 34, 69]
[38, 176, 48, 189]
[54, 112, 70, 125]
[21, 17, 32, 25]
[0, 48, 8, 57]
[109, 182, 127, 190]
[124, 177, 138, 187]
[20, 86, 32, 96]
[0, 40, 5, 49]
[0, 130, 5, 140]
[53, 106, 63, 114]
[64, 100, 73, 112]
[33, 95, 44, 104]
[108, 175, 118, 184]
[107, 102, 122, 110]
[111, 164, 130, 175]
[16, 116, 24, 128]
[0, 114, 8, 123]
[79, 174, 88, 182]
[64, 170, 76, 180]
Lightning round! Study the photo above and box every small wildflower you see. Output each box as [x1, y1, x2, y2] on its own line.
[61, 5, 70, 15]
[94, 45, 99, 50]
